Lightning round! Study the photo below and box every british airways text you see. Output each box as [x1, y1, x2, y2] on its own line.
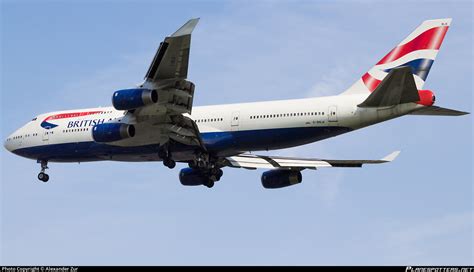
[67, 119, 105, 128]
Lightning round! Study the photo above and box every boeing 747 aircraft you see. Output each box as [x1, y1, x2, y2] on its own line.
[3, 18, 468, 188]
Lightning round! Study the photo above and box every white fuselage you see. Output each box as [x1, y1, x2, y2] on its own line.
[3, 93, 422, 162]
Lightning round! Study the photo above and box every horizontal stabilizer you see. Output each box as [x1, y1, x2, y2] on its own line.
[409, 106, 469, 116]
[358, 67, 420, 107]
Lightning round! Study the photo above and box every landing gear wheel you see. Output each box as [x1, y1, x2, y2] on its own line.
[197, 160, 206, 168]
[188, 161, 198, 169]
[37, 160, 49, 182]
[194, 152, 210, 169]
[159, 145, 175, 169]
[204, 179, 215, 188]
[210, 168, 223, 181]
[210, 168, 219, 175]
[38, 173, 49, 182]
[163, 159, 176, 169]
[217, 169, 223, 178]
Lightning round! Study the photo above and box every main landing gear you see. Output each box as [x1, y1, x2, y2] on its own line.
[163, 158, 176, 169]
[37, 160, 49, 182]
[202, 167, 224, 188]
[188, 154, 224, 188]
[159, 145, 176, 169]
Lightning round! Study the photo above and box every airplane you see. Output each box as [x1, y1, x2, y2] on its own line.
[3, 18, 469, 189]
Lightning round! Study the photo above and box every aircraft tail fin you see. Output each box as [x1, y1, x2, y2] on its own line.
[342, 18, 451, 95]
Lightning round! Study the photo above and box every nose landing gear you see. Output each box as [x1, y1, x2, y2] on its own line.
[37, 160, 49, 182]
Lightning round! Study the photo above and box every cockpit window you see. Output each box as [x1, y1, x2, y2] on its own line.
[32, 117, 37, 121]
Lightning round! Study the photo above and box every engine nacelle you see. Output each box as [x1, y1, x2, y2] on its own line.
[417, 90, 435, 107]
[112, 88, 158, 110]
[92, 123, 135, 143]
[179, 168, 208, 186]
[261, 170, 302, 189]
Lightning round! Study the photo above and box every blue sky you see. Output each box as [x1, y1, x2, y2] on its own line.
[1, 0, 472, 265]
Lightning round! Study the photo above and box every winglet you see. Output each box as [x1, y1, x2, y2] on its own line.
[171, 18, 200, 37]
[382, 151, 401, 162]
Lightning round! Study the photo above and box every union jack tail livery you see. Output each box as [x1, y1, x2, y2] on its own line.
[344, 18, 451, 95]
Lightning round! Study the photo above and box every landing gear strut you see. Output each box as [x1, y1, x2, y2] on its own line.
[37, 160, 49, 182]
[159, 145, 176, 169]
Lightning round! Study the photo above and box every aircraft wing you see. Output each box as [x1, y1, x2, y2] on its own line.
[125, 19, 205, 150]
[225, 151, 400, 170]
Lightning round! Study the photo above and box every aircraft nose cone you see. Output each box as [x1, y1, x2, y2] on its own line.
[3, 138, 9, 151]
[4, 136, 12, 152]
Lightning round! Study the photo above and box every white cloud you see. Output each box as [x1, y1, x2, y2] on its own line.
[387, 211, 473, 247]
[383, 211, 474, 264]
[314, 169, 344, 207]
[306, 64, 361, 97]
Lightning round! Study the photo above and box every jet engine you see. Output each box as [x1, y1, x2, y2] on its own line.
[92, 123, 135, 143]
[179, 167, 208, 186]
[261, 169, 302, 189]
[112, 88, 158, 110]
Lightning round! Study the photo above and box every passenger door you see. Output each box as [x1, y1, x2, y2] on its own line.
[328, 106, 338, 122]
[231, 111, 240, 131]
[42, 130, 50, 143]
